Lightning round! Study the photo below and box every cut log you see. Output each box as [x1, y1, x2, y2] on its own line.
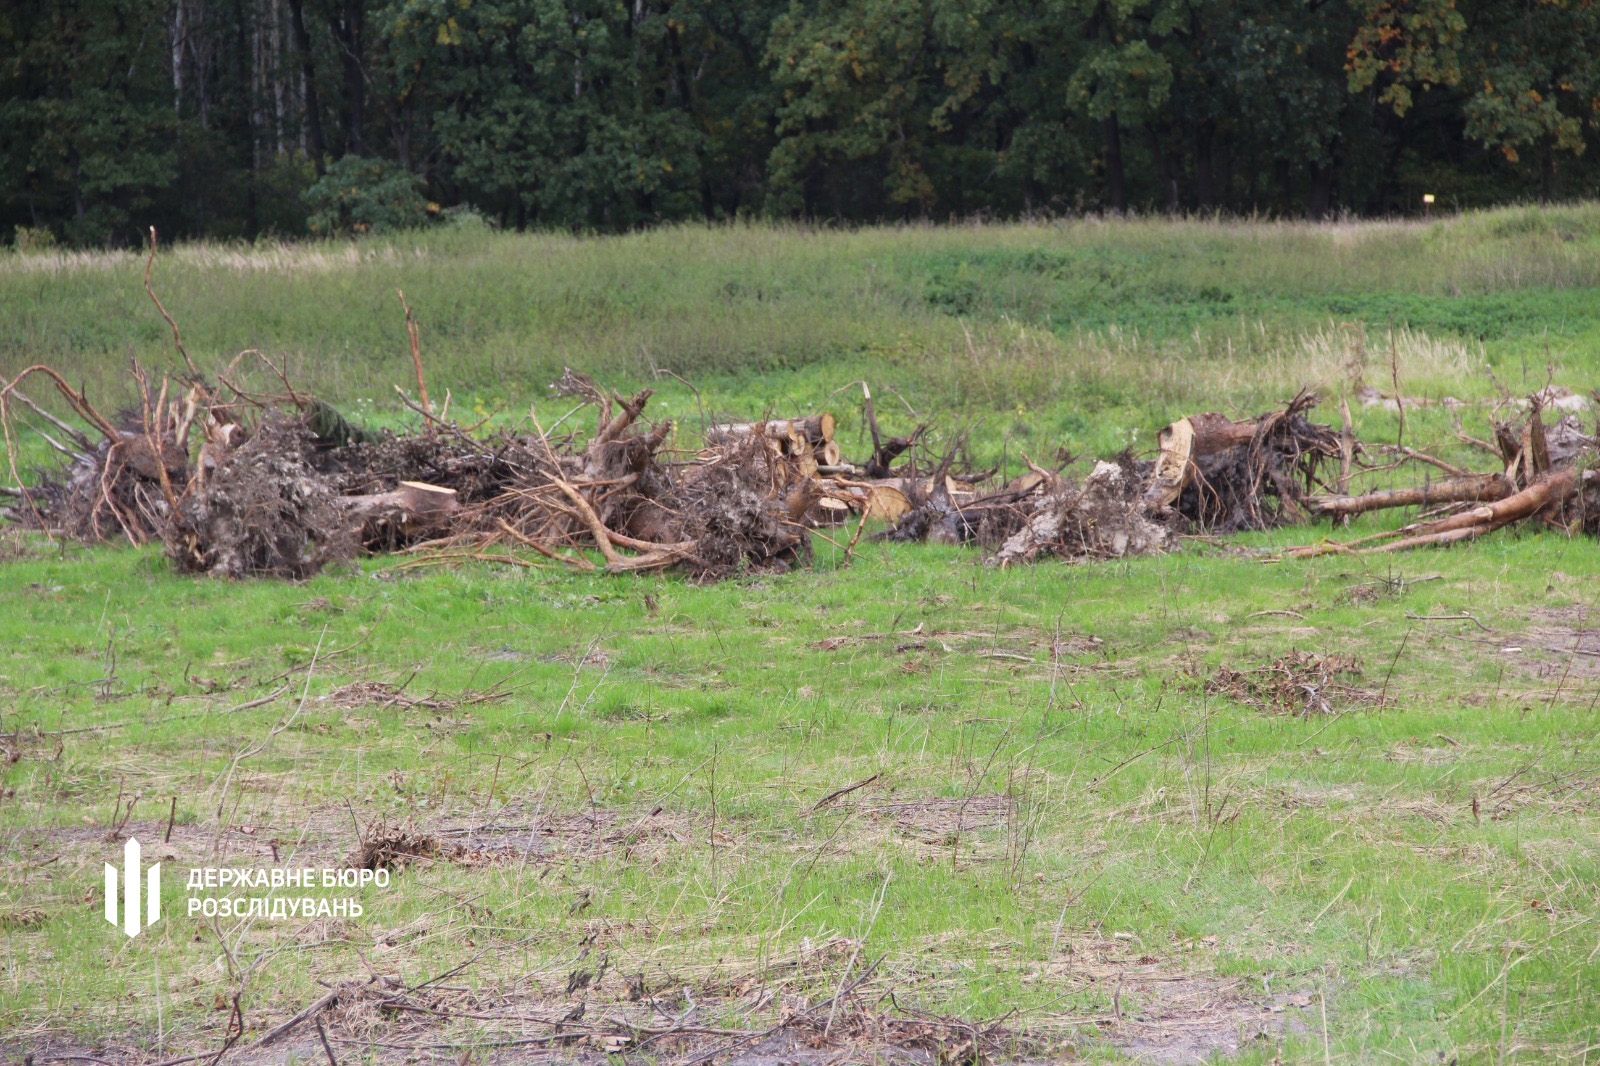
[1363, 519, 1513, 554]
[815, 480, 912, 522]
[1187, 413, 1261, 454]
[1291, 468, 1587, 557]
[343, 480, 460, 535]
[705, 414, 834, 452]
[1397, 468, 1577, 539]
[1307, 474, 1512, 519]
[862, 484, 910, 521]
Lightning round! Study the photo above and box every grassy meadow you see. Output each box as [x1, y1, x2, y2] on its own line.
[2, 206, 1600, 1063]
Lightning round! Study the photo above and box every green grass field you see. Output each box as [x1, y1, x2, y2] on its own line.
[3, 207, 1599, 1064]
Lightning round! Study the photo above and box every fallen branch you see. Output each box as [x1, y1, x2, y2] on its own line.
[1308, 474, 1512, 519]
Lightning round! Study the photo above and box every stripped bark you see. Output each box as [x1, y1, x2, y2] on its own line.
[1307, 474, 1512, 519]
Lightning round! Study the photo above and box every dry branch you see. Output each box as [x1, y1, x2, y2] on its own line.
[1308, 474, 1513, 519]
[144, 227, 201, 379]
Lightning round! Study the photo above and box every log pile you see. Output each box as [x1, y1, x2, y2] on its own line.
[24, 350, 1576, 578]
[2, 355, 930, 579]
[1, 258, 1594, 577]
[875, 394, 1342, 564]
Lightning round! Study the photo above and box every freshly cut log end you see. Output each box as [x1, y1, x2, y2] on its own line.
[342, 480, 461, 551]
[395, 481, 460, 518]
[863, 484, 911, 521]
[1145, 416, 1195, 509]
[811, 481, 912, 524]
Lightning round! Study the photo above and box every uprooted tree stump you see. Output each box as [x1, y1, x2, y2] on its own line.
[166, 416, 353, 578]
[1144, 391, 1343, 532]
[876, 393, 1343, 565]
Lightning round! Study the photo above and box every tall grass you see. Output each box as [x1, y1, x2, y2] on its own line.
[2, 204, 1596, 431]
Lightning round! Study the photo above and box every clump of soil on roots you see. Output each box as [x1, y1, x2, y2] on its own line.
[165, 416, 354, 578]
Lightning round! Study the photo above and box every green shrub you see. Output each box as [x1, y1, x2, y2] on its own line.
[303, 155, 433, 236]
[12, 225, 57, 253]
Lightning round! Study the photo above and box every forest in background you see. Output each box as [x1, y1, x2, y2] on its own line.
[2, 0, 1598, 246]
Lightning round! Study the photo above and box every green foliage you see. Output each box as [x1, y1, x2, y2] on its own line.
[10, 225, 56, 253]
[304, 155, 433, 235]
[379, 0, 771, 227]
[7, 0, 1600, 242]
[1350, 0, 1600, 165]
[0, 0, 178, 246]
[1346, 0, 1467, 115]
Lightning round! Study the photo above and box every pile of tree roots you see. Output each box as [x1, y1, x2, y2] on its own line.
[2, 355, 1594, 579]
[1288, 398, 1598, 557]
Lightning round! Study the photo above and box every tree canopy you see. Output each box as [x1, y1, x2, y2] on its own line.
[2, 0, 1597, 244]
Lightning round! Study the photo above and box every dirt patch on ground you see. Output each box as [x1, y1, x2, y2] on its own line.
[1031, 936, 1319, 1064]
[860, 794, 1013, 839]
[1107, 982, 1318, 1064]
[320, 681, 450, 710]
[1513, 606, 1600, 681]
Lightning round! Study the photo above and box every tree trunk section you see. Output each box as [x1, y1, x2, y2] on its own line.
[1308, 475, 1512, 519]
[287, 0, 326, 172]
[1104, 116, 1126, 212]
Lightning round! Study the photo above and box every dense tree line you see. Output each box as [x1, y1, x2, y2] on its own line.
[2, 0, 1598, 245]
